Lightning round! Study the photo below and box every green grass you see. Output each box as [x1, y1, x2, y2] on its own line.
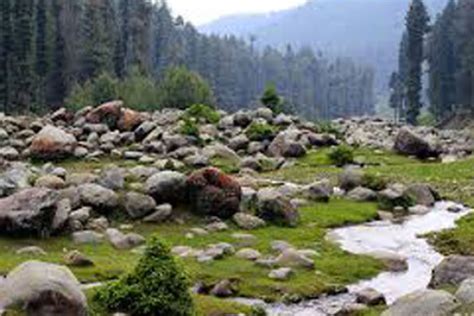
[0, 199, 381, 303]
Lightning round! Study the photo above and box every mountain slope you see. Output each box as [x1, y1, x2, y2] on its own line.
[200, 0, 447, 93]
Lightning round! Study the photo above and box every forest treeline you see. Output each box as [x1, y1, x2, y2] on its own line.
[391, 0, 474, 125]
[0, 0, 374, 119]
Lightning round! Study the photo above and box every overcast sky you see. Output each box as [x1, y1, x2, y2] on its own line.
[167, 0, 307, 25]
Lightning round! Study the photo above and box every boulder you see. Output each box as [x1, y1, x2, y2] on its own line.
[356, 288, 386, 306]
[381, 290, 459, 316]
[378, 187, 413, 212]
[275, 248, 314, 269]
[105, 228, 145, 250]
[85, 100, 122, 128]
[143, 204, 173, 223]
[430, 255, 474, 288]
[72, 230, 103, 244]
[394, 128, 440, 159]
[305, 179, 332, 202]
[210, 279, 237, 298]
[30, 125, 77, 159]
[339, 168, 364, 191]
[117, 108, 144, 131]
[268, 267, 293, 280]
[145, 171, 187, 204]
[64, 250, 94, 267]
[124, 192, 157, 219]
[0, 261, 87, 316]
[404, 184, 438, 206]
[232, 212, 266, 230]
[348, 187, 377, 202]
[16, 246, 47, 256]
[99, 166, 125, 190]
[268, 130, 306, 158]
[256, 193, 300, 227]
[0, 188, 63, 237]
[235, 248, 262, 261]
[78, 184, 119, 211]
[34, 175, 66, 190]
[455, 277, 474, 304]
[186, 168, 242, 219]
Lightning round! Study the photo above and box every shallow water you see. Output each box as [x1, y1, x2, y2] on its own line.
[265, 201, 471, 315]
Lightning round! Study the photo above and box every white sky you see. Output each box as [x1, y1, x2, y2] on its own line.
[167, 0, 308, 25]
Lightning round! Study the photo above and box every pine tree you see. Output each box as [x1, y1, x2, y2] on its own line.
[35, 0, 50, 107]
[11, 0, 35, 113]
[405, 0, 429, 125]
[49, 0, 66, 108]
[0, 0, 12, 113]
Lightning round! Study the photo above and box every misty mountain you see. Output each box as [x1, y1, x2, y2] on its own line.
[200, 0, 448, 94]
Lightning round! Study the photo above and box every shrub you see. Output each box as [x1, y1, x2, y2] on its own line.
[158, 66, 215, 109]
[185, 104, 220, 124]
[119, 68, 161, 111]
[93, 237, 195, 316]
[260, 83, 283, 114]
[245, 122, 276, 141]
[327, 145, 355, 167]
[317, 121, 342, 138]
[65, 72, 119, 111]
[180, 118, 200, 138]
[362, 173, 388, 191]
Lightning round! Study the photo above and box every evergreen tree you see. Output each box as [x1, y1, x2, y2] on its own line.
[35, 0, 50, 106]
[11, 0, 35, 112]
[49, 0, 66, 107]
[404, 0, 429, 125]
[0, 0, 12, 113]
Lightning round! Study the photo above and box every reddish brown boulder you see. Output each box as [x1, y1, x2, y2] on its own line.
[85, 100, 123, 128]
[186, 167, 242, 219]
[117, 108, 144, 131]
[30, 125, 77, 159]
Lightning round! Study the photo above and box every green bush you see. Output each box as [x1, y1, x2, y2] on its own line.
[119, 68, 161, 111]
[159, 66, 215, 109]
[93, 237, 195, 316]
[327, 145, 355, 167]
[185, 104, 220, 124]
[362, 173, 388, 191]
[65, 72, 119, 111]
[180, 118, 200, 138]
[317, 121, 342, 138]
[260, 83, 283, 114]
[245, 122, 277, 141]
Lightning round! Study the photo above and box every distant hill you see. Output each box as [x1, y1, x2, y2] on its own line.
[200, 0, 448, 94]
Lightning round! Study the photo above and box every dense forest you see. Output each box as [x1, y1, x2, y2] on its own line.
[0, 0, 375, 120]
[391, 0, 474, 125]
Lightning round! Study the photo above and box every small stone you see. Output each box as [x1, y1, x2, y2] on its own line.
[172, 246, 194, 257]
[233, 212, 266, 230]
[72, 230, 103, 244]
[268, 267, 293, 280]
[356, 288, 386, 306]
[276, 248, 314, 269]
[235, 248, 262, 261]
[271, 240, 294, 253]
[143, 204, 173, 223]
[190, 227, 209, 236]
[64, 250, 94, 267]
[205, 221, 229, 232]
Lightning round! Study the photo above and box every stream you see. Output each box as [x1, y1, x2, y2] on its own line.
[250, 201, 471, 316]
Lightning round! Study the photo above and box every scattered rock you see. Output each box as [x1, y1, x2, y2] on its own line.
[455, 277, 474, 304]
[233, 212, 266, 230]
[72, 230, 103, 244]
[430, 255, 474, 288]
[29, 125, 77, 159]
[356, 288, 386, 306]
[105, 228, 145, 250]
[64, 250, 94, 267]
[124, 192, 157, 219]
[186, 167, 242, 219]
[404, 184, 437, 206]
[0, 261, 87, 316]
[210, 279, 237, 298]
[256, 193, 300, 227]
[143, 204, 173, 223]
[145, 171, 187, 204]
[276, 248, 314, 269]
[347, 186, 377, 202]
[268, 267, 293, 280]
[381, 289, 459, 316]
[235, 248, 262, 261]
[394, 128, 440, 159]
[78, 184, 119, 211]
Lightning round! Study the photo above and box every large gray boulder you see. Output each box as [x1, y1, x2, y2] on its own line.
[256, 190, 300, 227]
[455, 277, 474, 304]
[145, 171, 186, 204]
[430, 255, 474, 288]
[124, 192, 156, 219]
[404, 184, 438, 206]
[0, 261, 87, 316]
[78, 184, 118, 211]
[29, 125, 77, 159]
[394, 128, 439, 159]
[381, 290, 459, 316]
[0, 188, 65, 237]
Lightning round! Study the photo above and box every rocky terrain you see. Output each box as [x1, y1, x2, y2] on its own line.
[1, 102, 474, 315]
